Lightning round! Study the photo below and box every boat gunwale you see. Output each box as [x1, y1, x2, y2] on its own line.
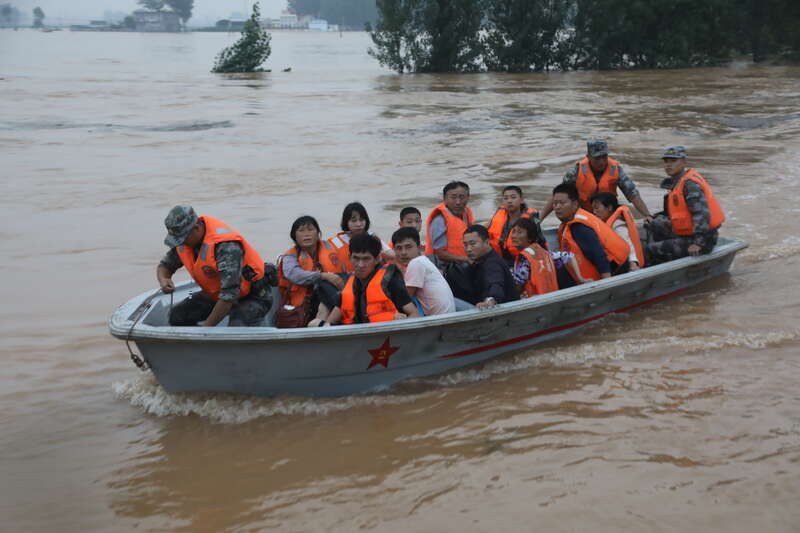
[109, 237, 747, 343]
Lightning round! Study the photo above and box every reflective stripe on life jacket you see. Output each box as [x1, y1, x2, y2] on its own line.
[606, 205, 646, 267]
[488, 206, 539, 259]
[516, 244, 558, 297]
[557, 208, 630, 281]
[277, 240, 344, 308]
[175, 216, 264, 301]
[340, 266, 398, 324]
[667, 169, 725, 236]
[424, 203, 475, 257]
[576, 156, 620, 210]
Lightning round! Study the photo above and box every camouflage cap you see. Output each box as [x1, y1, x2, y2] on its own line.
[587, 139, 609, 157]
[164, 204, 198, 248]
[662, 145, 687, 159]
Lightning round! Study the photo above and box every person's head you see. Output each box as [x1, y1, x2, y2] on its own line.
[442, 181, 470, 217]
[348, 233, 382, 280]
[586, 138, 609, 174]
[463, 224, 492, 262]
[501, 185, 524, 213]
[391, 226, 421, 267]
[340, 202, 370, 235]
[399, 207, 422, 232]
[164, 204, 204, 248]
[552, 183, 580, 222]
[590, 192, 619, 222]
[290, 215, 321, 250]
[511, 217, 546, 250]
[662, 145, 687, 177]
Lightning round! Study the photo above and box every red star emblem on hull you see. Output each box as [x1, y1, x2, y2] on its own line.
[366, 337, 400, 370]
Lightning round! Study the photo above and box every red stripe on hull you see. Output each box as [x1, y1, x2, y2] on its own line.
[438, 287, 686, 359]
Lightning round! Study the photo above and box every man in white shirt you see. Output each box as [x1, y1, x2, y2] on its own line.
[391, 227, 456, 316]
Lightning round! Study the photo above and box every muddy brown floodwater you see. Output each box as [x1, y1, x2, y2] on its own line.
[1, 29, 799, 532]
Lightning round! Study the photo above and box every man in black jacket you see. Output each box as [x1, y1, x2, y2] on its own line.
[462, 224, 519, 309]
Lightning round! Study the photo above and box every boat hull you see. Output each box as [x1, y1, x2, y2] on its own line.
[110, 238, 746, 397]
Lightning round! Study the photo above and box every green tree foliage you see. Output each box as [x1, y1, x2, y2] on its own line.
[569, 0, 737, 69]
[32, 6, 44, 28]
[368, 0, 484, 73]
[369, 0, 800, 72]
[288, 0, 321, 16]
[165, 0, 193, 25]
[212, 2, 272, 73]
[483, 0, 571, 72]
[137, 0, 165, 11]
[123, 15, 136, 29]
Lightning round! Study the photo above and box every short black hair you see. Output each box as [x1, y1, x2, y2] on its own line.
[464, 224, 490, 241]
[443, 181, 470, 196]
[511, 217, 546, 248]
[349, 233, 382, 258]
[590, 192, 619, 211]
[399, 206, 421, 220]
[289, 215, 321, 245]
[340, 202, 371, 233]
[502, 185, 523, 196]
[391, 226, 421, 246]
[553, 182, 579, 202]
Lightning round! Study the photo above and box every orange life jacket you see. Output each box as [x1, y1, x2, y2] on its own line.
[488, 206, 539, 258]
[175, 216, 265, 301]
[667, 169, 725, 236]
[606, 205, 646, 267]
[558, 208, 630, 281]
[576, 156, 620, 210]
[340, 266, 399, 324]
[327, 232, 391, 271]
[424, 203, 475, 257]
[277, 240, 344, 308]
[516, 244, 558, 297]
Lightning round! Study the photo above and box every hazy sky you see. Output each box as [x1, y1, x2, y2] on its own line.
[13, 0, 289, 24]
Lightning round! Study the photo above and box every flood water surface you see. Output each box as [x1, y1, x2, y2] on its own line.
[1, 29, 800, 532]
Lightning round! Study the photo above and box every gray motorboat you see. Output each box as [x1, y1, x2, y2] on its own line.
[109, 234, 747, 397]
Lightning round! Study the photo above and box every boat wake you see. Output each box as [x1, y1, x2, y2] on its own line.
[112, 327, 798, 423]
[111, 375, 427, 424]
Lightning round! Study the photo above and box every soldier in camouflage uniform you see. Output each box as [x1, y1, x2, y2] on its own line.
[540, 139, 654, 221]
[644, 146, 721, 265]
[157, 205, 272, 327]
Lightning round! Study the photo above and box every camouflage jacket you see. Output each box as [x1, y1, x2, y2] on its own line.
[660, 169, 716, 247]
[563, 161, 640, 201]
[159, 241, 243, 302]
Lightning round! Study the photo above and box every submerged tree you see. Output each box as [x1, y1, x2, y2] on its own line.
[212, 2, 272, 73]
[165, 0, 193, 26]
[483, 0, 571, 72]
[32, 6, 44, 27]
[368, 0, 484, 73]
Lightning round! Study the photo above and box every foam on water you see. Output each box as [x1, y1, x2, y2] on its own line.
[739, 235, 800, 262]
[112, 374, 426, 424]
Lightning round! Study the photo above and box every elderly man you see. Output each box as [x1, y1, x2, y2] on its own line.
[425, 181, 475, 265]
[541, 139, 653, 221]
[462, 224, 519, 309]
[645, 146, 725, 264]
[156, 205, 271, 327]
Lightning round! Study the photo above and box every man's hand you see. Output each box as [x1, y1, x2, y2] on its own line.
[688, 244, 701, 256]
[644, 216, 654, 225]
[629, 261, 641, 271]
[159, 279, 175, 293]
[321, 272, 345, 290]
[476, 297, 496, 309]
[394, 312, 408, 320]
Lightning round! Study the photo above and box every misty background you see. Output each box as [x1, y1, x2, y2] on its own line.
[11, 0, 288, 26]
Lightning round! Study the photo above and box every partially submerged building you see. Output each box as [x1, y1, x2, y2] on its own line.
[133, 10, 180, 32]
